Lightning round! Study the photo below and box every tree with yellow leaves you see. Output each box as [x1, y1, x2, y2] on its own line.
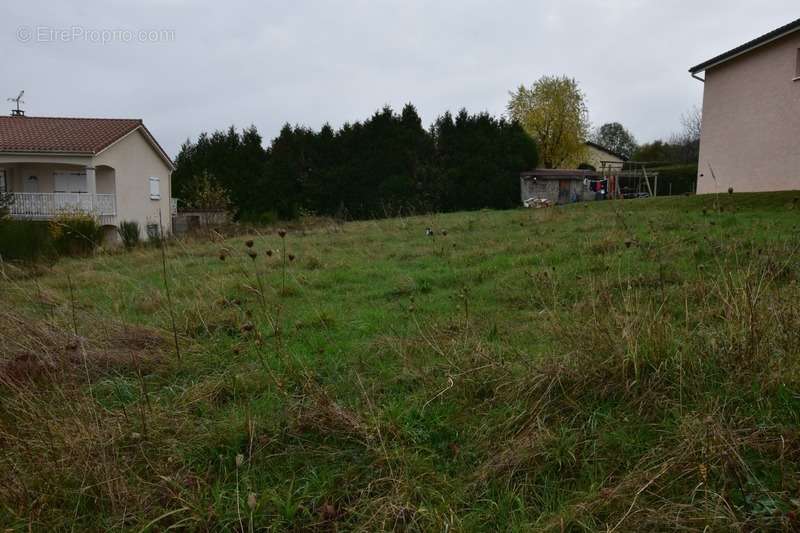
[507, 76, 590, 169]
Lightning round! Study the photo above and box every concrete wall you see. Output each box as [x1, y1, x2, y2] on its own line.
[173, 210, 232, 235]
[522, 178, 560, 203]
[697, 32, 800, 193]
[93, 129, 173, 236]
[521, 177, 588, 204]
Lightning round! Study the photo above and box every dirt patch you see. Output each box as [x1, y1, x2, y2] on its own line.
[291, 383, 372, 443]
[106, 322, 166, 351]
[0, 311, 167, 385]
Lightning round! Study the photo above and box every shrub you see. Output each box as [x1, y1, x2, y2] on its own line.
[0, 219, 55, 262]
[0, 191, 14, 217]
[117, 220, 141, 250]
[50, 213, 103, 256]
[183, 171, 231, 211]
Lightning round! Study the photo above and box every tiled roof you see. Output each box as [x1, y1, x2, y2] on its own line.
[690, 18, 800, 74]
[0, 116, 143, 154]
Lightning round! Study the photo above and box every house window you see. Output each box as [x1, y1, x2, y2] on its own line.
[0, 170, 6, 192]
[149, 176, 160, 200]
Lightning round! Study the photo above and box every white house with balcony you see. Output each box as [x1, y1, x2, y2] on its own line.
[0, 114, 175, 239]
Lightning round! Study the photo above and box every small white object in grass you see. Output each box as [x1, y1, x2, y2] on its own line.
[425, 227, 434, 236]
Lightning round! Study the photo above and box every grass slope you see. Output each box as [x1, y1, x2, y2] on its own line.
[1, 192, 800, 531]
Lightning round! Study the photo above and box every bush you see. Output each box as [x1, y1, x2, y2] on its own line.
[50, 213, 103, 256]
[117, 220, 141, 250]
[0, 191, 14, 217]
[183, 171, 231, 211]
[0, 219, 55, 262]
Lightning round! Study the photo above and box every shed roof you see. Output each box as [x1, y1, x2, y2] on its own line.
[521, 169, 599, 179]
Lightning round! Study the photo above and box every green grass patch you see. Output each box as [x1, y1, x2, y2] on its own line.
[1, 192, 800, 530]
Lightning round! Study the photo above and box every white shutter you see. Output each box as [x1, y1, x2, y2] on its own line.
[54, 172, 87, 193]
[149, 177, 160, 200]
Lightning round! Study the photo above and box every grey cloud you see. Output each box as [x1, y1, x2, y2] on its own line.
[2, 0, 797, 156]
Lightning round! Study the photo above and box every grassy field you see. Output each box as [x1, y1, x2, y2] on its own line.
[1, 192, 799, 531]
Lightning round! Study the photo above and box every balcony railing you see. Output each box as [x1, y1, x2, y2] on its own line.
[7, 192, 116, 219]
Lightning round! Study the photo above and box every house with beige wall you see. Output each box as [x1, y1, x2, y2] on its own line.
[0, 115, 174, 239]
[582, 141, 626, 172]
[690, 18, 800, 194]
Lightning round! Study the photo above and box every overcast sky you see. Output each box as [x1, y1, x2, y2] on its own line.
[1, 1, 797, 156]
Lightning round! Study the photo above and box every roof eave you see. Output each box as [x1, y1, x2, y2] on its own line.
[0, 149, 95, 157]
[138, 124, 175, 171]
[689, 18, 800, 74]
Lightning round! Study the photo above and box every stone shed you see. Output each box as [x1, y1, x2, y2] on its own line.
[520, 169, 599, 205]
[172, 209, 232, 235]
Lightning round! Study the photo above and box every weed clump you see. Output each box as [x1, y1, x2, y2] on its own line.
[117, 220, 141, 250]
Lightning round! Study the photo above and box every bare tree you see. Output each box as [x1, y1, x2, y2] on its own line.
[666, 106, 702, 163]
[681, 106, 702, 143]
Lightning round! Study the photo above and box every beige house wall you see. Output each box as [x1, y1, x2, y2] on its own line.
[583, 144, 624, 171]
[96, 166, 116, 194]
[93, 129, 173, 235]
[697, 32, 800, 193]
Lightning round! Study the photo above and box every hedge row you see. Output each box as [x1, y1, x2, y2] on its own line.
[0, 214, 104, 262]
[651, 164, 698, 196]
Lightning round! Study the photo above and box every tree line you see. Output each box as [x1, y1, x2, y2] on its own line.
[173, 76, 702, 220]
[172, 104, 538, 221]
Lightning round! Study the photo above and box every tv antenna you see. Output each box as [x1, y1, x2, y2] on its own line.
[8, 90, 25, 116]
